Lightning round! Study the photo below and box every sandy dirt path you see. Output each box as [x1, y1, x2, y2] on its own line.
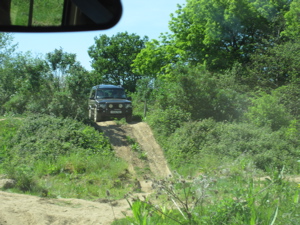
[98, 121, 171, 178]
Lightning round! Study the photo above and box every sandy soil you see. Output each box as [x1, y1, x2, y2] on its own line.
[0, 191, 131, 225]
[0, 121, 171, 225]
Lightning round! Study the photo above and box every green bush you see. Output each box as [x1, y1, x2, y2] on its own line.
[0, 118, 21, 165]
[245, 92, 292, 131]
[152, 66, 247, 122]
[3, 94, 28, 114]
[7, 114, 112, 163]
[1, 114, 132, 198]
[165, 120, 300, 173]
[163, 119, 218, 165]
[47, 91, 86, 119]
[275, 84, 300, 119]
[2, 88, 87, 120]
[146, 106, 191, 138]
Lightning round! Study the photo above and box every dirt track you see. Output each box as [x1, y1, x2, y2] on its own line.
[0, 121, 171, 225]
[98, 121, 171, 178]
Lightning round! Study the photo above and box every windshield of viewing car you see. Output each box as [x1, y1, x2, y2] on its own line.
[96, 88, 126, 99]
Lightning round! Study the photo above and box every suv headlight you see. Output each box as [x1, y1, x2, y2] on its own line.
[125, 104, 132, 109]
[99, 103, 106, 109]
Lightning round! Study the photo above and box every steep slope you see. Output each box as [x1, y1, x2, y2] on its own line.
[97, 121, 172, 191]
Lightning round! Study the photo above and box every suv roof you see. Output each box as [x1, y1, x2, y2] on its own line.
[93, 84, 124, 89]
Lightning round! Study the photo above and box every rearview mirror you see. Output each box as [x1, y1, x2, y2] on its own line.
[0, 0, 122, 32]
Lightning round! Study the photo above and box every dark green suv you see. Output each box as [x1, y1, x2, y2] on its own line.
[88, 84, 132, 122]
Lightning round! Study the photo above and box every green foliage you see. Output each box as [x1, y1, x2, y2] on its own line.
[7, 114, 112, 163]
[0, 49, 92, 120]
[126, 136, 148, 160]
[133, 0, 291, 76]
[132, 38, 184, 79]
[163, 119, 218, 168]
[274, 84, 300, 119]
[163, 119, 300, 173]
[46, 47, 77, 79]
[125, 199, 160, 225]
[245, 92, 291, 131]
[88, 32, 148, 92]
[0, 118, 21, 164]
[282, 0, 300, 39]
[146, 66, 246, 125]
[147, 107, 191, 138]
[1, 115, 131, 199]
[122, 165, 300, 225]
[246, 40, 300, 88]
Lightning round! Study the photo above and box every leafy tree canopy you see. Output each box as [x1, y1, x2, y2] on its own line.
[88, 32, 148, 92]
[46, 48, 77, 77]
[282, 0, 300, 39]
[246, 40, 300, 88]
[0, 33, 16, 66]
[169, 0, 290, 70]
[133, 0, 292, 77]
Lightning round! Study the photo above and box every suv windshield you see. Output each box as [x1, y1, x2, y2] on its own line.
[96, 88, 126, 99]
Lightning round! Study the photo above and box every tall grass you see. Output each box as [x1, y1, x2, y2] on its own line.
[117, 163, 300, 225]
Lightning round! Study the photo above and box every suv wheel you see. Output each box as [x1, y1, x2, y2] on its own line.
[94, 108, 101, 122]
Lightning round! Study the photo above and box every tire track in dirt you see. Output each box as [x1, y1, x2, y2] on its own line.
[126, 122, 172, 178]
[97, 121, 172, 190]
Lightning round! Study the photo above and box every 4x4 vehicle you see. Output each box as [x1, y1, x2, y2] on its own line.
[88, 84, 132, 122]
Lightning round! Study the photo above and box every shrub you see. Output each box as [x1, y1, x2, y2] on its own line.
[1, 114, 131, 198]
[245, 92, 292, 131]
[275, 84, 300, 119]
[7, 114, 112, 163]
[0, 118, 21, 165]
[163, 119, 218, 166]
[152, 66, 247, 122]
[165, 120, 300, 173]
[146, 106, 191, 138]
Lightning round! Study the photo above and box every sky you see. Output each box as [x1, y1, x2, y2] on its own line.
[12, 0, 187, 71]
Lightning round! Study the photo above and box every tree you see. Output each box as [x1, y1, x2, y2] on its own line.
[88, 32, 148, 92]
[45, 48, 77, 90]
[168, 0, 290, 71]
[0, 33, 16, 66]
[246, 40, 300, 88]
[133, 0, 292, 77]
[1, 52, 51, 114]
[0, 33, 17, 113]
[282, 0, 300, 40]
[132, 36, 186, 80]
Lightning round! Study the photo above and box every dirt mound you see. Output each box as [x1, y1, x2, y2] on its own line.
[0, 121, 170, 224]
[98, 121, 171, 179]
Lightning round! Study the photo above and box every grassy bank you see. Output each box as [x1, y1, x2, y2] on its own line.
[0, 115, 132, 199]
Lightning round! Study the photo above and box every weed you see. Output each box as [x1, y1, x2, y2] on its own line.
[115, 118, 127, 125]
[122, 165, 300, 225]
